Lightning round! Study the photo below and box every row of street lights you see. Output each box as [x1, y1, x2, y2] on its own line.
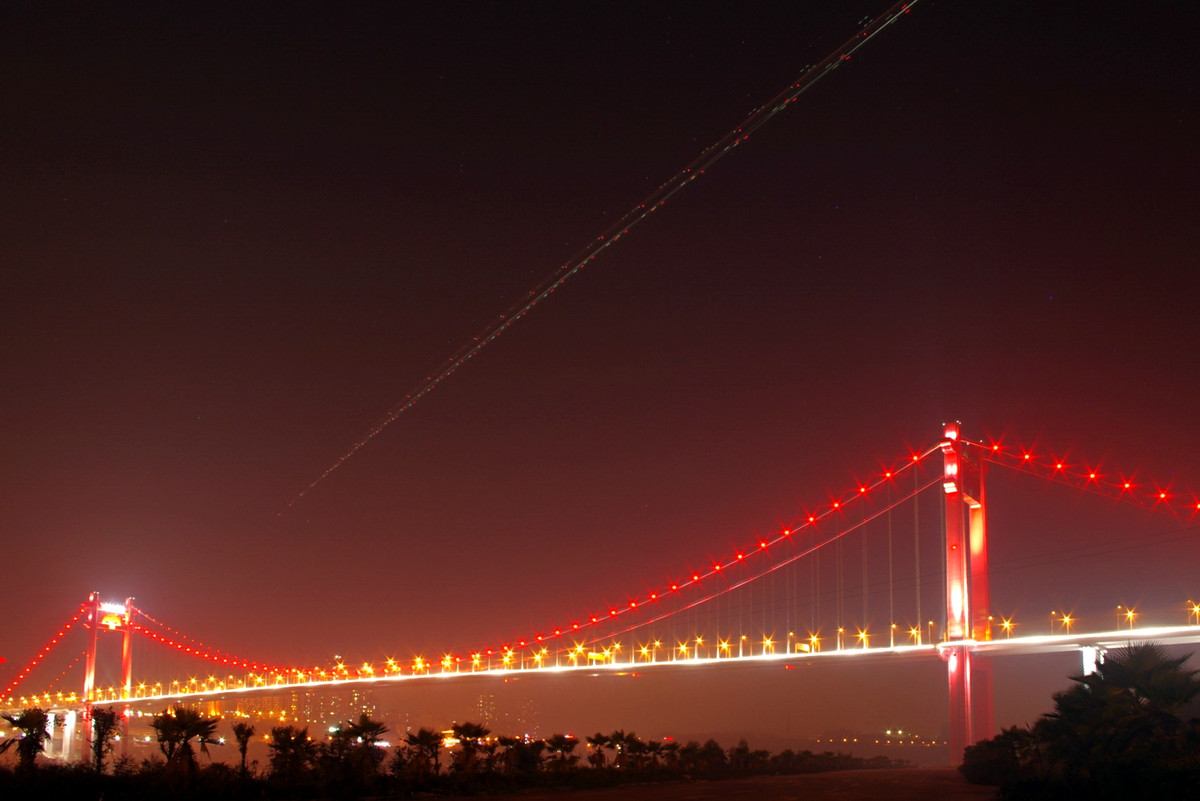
[34, 602, 1200, 708]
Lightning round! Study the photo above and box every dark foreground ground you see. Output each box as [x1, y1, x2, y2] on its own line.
[447, 768, 998, 800]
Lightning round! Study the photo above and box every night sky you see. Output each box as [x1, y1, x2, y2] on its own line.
[4, 1, 1199, 744]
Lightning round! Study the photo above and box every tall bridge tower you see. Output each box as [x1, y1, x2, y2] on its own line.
[940, 422, 994, 759]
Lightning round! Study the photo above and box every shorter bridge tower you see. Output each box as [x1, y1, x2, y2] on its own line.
[82, 593, 134, 754]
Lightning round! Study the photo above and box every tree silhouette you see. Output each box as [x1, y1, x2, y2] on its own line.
[543, 733, 578, 772]
[450, 721, 490, 773]
[607, 729, 627, 768]
[0, 708, 55, 773]
[404, 727, 443, 777]
[1037, 643, 1200, 787]
[332, 712, 389, 783]
[963, 642, 1200, 796]
[149, 706, 221, 779]
[89, 707, 122, 773]
[268, 724, 317, 785]
[585, 732, 609, 768]
[230, 721, 255, 775]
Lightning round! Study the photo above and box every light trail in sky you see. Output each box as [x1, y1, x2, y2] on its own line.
[284, 1, 923, 511]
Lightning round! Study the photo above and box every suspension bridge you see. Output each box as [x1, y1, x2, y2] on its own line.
[5, 422, 1200, 764]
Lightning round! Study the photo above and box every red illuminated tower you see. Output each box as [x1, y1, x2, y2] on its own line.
[940, 422, 994, 761]
[82, 593, 134, 752]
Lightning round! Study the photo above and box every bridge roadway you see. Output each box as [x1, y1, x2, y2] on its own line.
[72, 624, 1200, 710]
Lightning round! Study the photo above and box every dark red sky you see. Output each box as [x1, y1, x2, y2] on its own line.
[4, 1, 1199, 741]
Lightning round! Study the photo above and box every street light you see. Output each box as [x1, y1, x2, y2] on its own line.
[1117, 605, 1136, 630]
[1001, 618, 1014, 639]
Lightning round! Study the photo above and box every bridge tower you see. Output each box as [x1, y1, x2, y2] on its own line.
[82, 593, 134, 755]
[940, 422, 994, 761]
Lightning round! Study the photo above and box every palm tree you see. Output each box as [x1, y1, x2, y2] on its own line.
[0, 708, 55, 773]
[89, 706, 122, 773]
[1028, 642, 1200, 792]
[543, 733, 578, 772]
[450, 721, 490, 773]
[496, 734, 523, 775]
[150, 706, 221, 778]
[621, 732, 648, 771]
[268, 724, 317, 784]
[1082, 641, 1200, 714]
[404, 727, 443, 777]
[230, 721, 255, 775]
[585, 732, 609, 768]
[345, 712, 389, 747]
[607, 729, 626, 768]
[660, 739, 680, 770]
[644, 739, 664, 771]
[339, 712, 389, 780]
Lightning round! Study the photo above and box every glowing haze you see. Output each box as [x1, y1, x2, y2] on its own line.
[3, 0, 1198, 746]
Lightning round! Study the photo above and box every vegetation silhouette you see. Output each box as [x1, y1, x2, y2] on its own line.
[88, 706, 121, 773]
[149, 706, 221, 781]
[2, 706, 909, 798]
[229, 720, 255, 776]
[0, 708, 55, 774]
[961, 642, 1200, 799]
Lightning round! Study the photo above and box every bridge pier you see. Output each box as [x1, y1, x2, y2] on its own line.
[43, 709, 76, 761]
[1081, 645, 1105, 675]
